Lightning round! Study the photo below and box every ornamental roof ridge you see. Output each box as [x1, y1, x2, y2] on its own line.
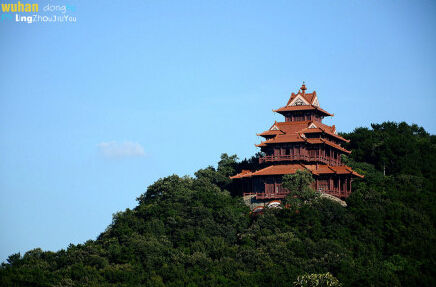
[319, 138, 351, 153]
[285, 83, 317, 106]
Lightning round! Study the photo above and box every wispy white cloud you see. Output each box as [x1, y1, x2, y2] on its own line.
[97, 141, 145, 158]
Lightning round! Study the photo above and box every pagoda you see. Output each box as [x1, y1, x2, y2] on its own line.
[231, 83, 363, 201]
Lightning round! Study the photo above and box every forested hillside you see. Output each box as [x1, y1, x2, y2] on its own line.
[1, 122, 435, 287]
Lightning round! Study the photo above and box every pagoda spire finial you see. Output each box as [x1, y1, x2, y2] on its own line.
[301, 81, 307, 94]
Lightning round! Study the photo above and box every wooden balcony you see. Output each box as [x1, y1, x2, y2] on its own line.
[259, 154, 341, 166]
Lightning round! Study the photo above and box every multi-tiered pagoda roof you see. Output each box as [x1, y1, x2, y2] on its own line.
[231, 83, 362, 200]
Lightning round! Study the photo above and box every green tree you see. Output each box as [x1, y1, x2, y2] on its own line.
[282, 170, 315, 194]
[217, 153, 238, 177]
[282, 170, 319, 208]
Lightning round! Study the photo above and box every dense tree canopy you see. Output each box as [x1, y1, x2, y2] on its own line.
[341, 121, 436, 192]
[1, 122, 435, 286]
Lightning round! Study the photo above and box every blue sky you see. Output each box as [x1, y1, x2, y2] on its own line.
[1, 0, 435, 262]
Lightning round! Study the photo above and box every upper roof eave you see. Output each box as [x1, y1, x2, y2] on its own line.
[273, 105, 333, 116]
[230, 164, 364, 178]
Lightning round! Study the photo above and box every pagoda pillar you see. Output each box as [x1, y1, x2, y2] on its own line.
[318, 145, 321, 161]
[345, 178, 349, 194]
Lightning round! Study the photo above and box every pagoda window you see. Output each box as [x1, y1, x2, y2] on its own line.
[296, 114, 304, 121]
[305, 113, 311, 121]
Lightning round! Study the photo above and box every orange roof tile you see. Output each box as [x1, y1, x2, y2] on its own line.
[312, 122, 335, 133]
[257, 130, 284, 137]
[265, 134, 305, 144]
[273, 105, 333, 117]
[326, 132, 350, 143]
[257, 121, 308, 143]
[274, 105, 316, 112]
[257, 121, 286, 137]
[230, 164, 364, 178]
[257, 121, 350, 148]
[299, 128, 349, 143]
[321, 138, 351, 154]
[230, 169, 253, 179]
[314, 122, 349, 143]
[304, 164, 334, 174]
[300, 127, 324, 134]
[250, 164, 307, 176]
[305, 138, 351, 154]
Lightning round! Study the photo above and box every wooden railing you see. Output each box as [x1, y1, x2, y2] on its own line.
[243, 189, 349, 200]
[243, 192, 290, 199]
[259, 154, 341, 166]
